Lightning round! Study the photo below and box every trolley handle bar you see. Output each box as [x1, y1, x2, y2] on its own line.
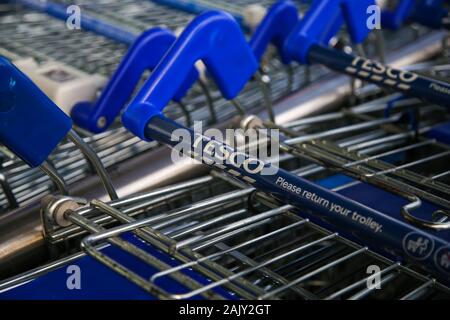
[308, 45, 450, 107]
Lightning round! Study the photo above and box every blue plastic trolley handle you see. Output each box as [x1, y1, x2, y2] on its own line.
[249, 0, 299, 64]
[71, 27, 199, 133]
[382, 0, 449, 30]
[410, 0, 449, 29]
[121, 2, 383, 139]
[381, 0, 416, 30]
[122, 10, 259, 140]
[75, 1, 302, 134]
[142, 113, 450, 282]
[284, 0, 450, 107]
[250, 0, 356, 65]
[0, 57, 72, 167]
[283, 0, 374, 65]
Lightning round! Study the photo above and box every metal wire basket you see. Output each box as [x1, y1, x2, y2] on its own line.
[29, 163, 449, 300]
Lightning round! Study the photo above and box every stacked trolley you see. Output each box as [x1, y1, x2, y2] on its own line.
[0, 0, 324, 213]
[0, 0, 439, 213]
[0, 0, 449, 300]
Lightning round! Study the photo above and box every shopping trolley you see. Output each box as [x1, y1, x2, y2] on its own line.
[0, 0, 446, 299]
[2, 93, 450, 299]
[0, 0, 407, 214]
[0, 1, 444, 214]
[116, 5, 450, 281]
[0, 0, 313, 213]
[0, 140, 449, 299]
[0, 0, 329, 278]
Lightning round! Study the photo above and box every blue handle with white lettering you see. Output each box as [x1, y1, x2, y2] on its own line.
[305, 45, 450, 107]
[122, 10, 259, 140]
[284, 0, 450, 107]
[71, 28, 199, 133]
[249, 0, 299, 64]
[0, 57, 72, 167]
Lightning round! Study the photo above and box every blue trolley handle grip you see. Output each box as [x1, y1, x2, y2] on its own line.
[382, 0, 449, 30]
[412, 0, 449, 29]
[284, 0, 450, 107]
[0, 57, 72, 167]
[122, 10, 259, 140]
[249, 0, 299, 64]
[143, 113, 450, 282]
[282, 0, 374, 65]
[71, 28, 199, 133]
[381, 0, 416, 30]
[249, 0, 353, 65]
[306, 45, 450, 107]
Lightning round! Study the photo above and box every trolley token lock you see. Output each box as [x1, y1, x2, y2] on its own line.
[0, 56, 72, 168]
[0, 57, 118, 199]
